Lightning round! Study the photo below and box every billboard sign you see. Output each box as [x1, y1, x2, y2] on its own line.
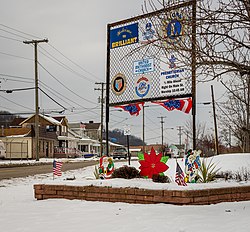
[107, 1, 194, 106]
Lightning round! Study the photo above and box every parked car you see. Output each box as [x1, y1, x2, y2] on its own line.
[112, 147, 128, 159]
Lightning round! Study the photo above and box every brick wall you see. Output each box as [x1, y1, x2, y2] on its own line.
[34, 184, 250, 205]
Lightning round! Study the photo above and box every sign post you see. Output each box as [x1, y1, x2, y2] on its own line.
[124, 126, 131, 165]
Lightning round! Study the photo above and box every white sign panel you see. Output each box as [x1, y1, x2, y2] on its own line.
[124, 127, 131, 136]
[133, 58, 154, 75]
[160, 54, 189, 96]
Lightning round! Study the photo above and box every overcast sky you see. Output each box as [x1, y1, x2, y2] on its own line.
[0, 0, 224, 146]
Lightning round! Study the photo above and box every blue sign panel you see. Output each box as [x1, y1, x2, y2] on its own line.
[110, 23, 139, 49]
[133, 58, 154, 74]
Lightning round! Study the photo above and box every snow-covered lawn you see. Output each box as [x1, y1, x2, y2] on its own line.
[0, 153, 250, 232]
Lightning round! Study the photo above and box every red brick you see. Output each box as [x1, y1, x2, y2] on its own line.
[34, 184, 43, 190]
[64, 185, 79, 191]
[78, 192, 86, 198]
[135, 195, 153, 202]
[43, 194, 63, 199]
[108, 188, 124, 194]
[153, 195, 173, 203]
[173, 197, 193, 205]
[124, 187, 135, 195]
[172, 191, 184, 197]
[135, 188, 163, 196]
[85, 192, 101, 199]
[193, 196, 209, 204]
[44, 190, 57, 195]
[239, 186, 250, 193]
[240, 192, 250, 200]
[43, 185, 59, 191]
[35, 194, 43, 200]
[208, 195, 219, 202]
[163, 190, 174, 197]
[35, 189, 44, 195]
[52, 185, 65, 191]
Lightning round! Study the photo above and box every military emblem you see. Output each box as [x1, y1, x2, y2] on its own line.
[160, 11, 185, 46]
[111, 73, 127, 95]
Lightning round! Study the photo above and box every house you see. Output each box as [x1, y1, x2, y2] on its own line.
[1, 115, 102, 159]
[0, 114, 74, 159]
[69, 122, 101, 155]
[69, 121, 101, 141]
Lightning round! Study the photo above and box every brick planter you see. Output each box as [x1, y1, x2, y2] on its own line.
[34, 184, 250, 205]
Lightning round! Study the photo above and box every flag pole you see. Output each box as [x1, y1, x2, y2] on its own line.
[53, 160, 55, 180]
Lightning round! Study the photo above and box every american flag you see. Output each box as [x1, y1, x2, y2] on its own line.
[175, 162, 187, 186]
[152, 98, 192, 114]
[53, 160, 63, 176]
[115, 102, 144, 116]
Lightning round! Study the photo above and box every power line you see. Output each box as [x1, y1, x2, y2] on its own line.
[39, 46, 94, 83]
[0, 94, 33, 111]
[48, 43, 101, 81]
[0, 28, 30, 40]
[0, 77, 33, 84]
[0, 51, 33, 61]
[0, 73, 33, 80]
[38, 62, 97, 105]
[39, 81, 75, 109]
[0, 87, 35, 93]
[39, 87, 67, 110]
[0, 35, 23, 43]
[0, 23, 101, 82]
[0, 24, 42, 40]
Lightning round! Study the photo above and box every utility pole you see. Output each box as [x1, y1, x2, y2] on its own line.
[211, 85, 219, 155]
[23, 39, 48, 161]
[95, 82, 105, 157]
[158, 116, 166, 154]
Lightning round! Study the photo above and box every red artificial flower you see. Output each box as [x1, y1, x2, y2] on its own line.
[139, 147, 169, 178]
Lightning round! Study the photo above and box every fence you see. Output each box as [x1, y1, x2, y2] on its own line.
[5, 140, 29, 160]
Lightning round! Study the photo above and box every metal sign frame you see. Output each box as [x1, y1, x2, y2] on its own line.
[105, 1, 197, 154]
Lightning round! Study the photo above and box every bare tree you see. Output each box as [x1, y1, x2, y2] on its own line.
[217, 73, 250, 152]
[141, 0, 250, 80]
[140, 0, 250, 151]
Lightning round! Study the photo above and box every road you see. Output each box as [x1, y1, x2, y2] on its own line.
[0, 160, 98, 180]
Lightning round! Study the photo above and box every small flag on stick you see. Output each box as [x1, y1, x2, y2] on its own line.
[175, 161, 187, 186]
[53, 160, 63, 177]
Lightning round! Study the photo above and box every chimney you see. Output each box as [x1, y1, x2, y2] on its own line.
[89, 121, 94, 124]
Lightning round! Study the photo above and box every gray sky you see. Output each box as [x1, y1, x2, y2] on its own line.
[0, 0, 223, 146]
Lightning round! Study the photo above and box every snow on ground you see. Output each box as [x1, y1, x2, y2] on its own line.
[0, 153, 250, 232]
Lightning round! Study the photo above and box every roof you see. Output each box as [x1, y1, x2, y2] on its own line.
[84, 122, 100, 130]
[53, 116, 69, 126]
[20, 114, 61, 126]
[69, 122, 101, 130]
[0, 128, 31, 137]
[10, 117, 26, 126]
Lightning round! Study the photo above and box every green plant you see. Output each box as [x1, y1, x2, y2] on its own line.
[111, 165, 141, 179]
[152, 174, 170, 183]
[197, 158, 220, 183]
[93, 166, 100, 179]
